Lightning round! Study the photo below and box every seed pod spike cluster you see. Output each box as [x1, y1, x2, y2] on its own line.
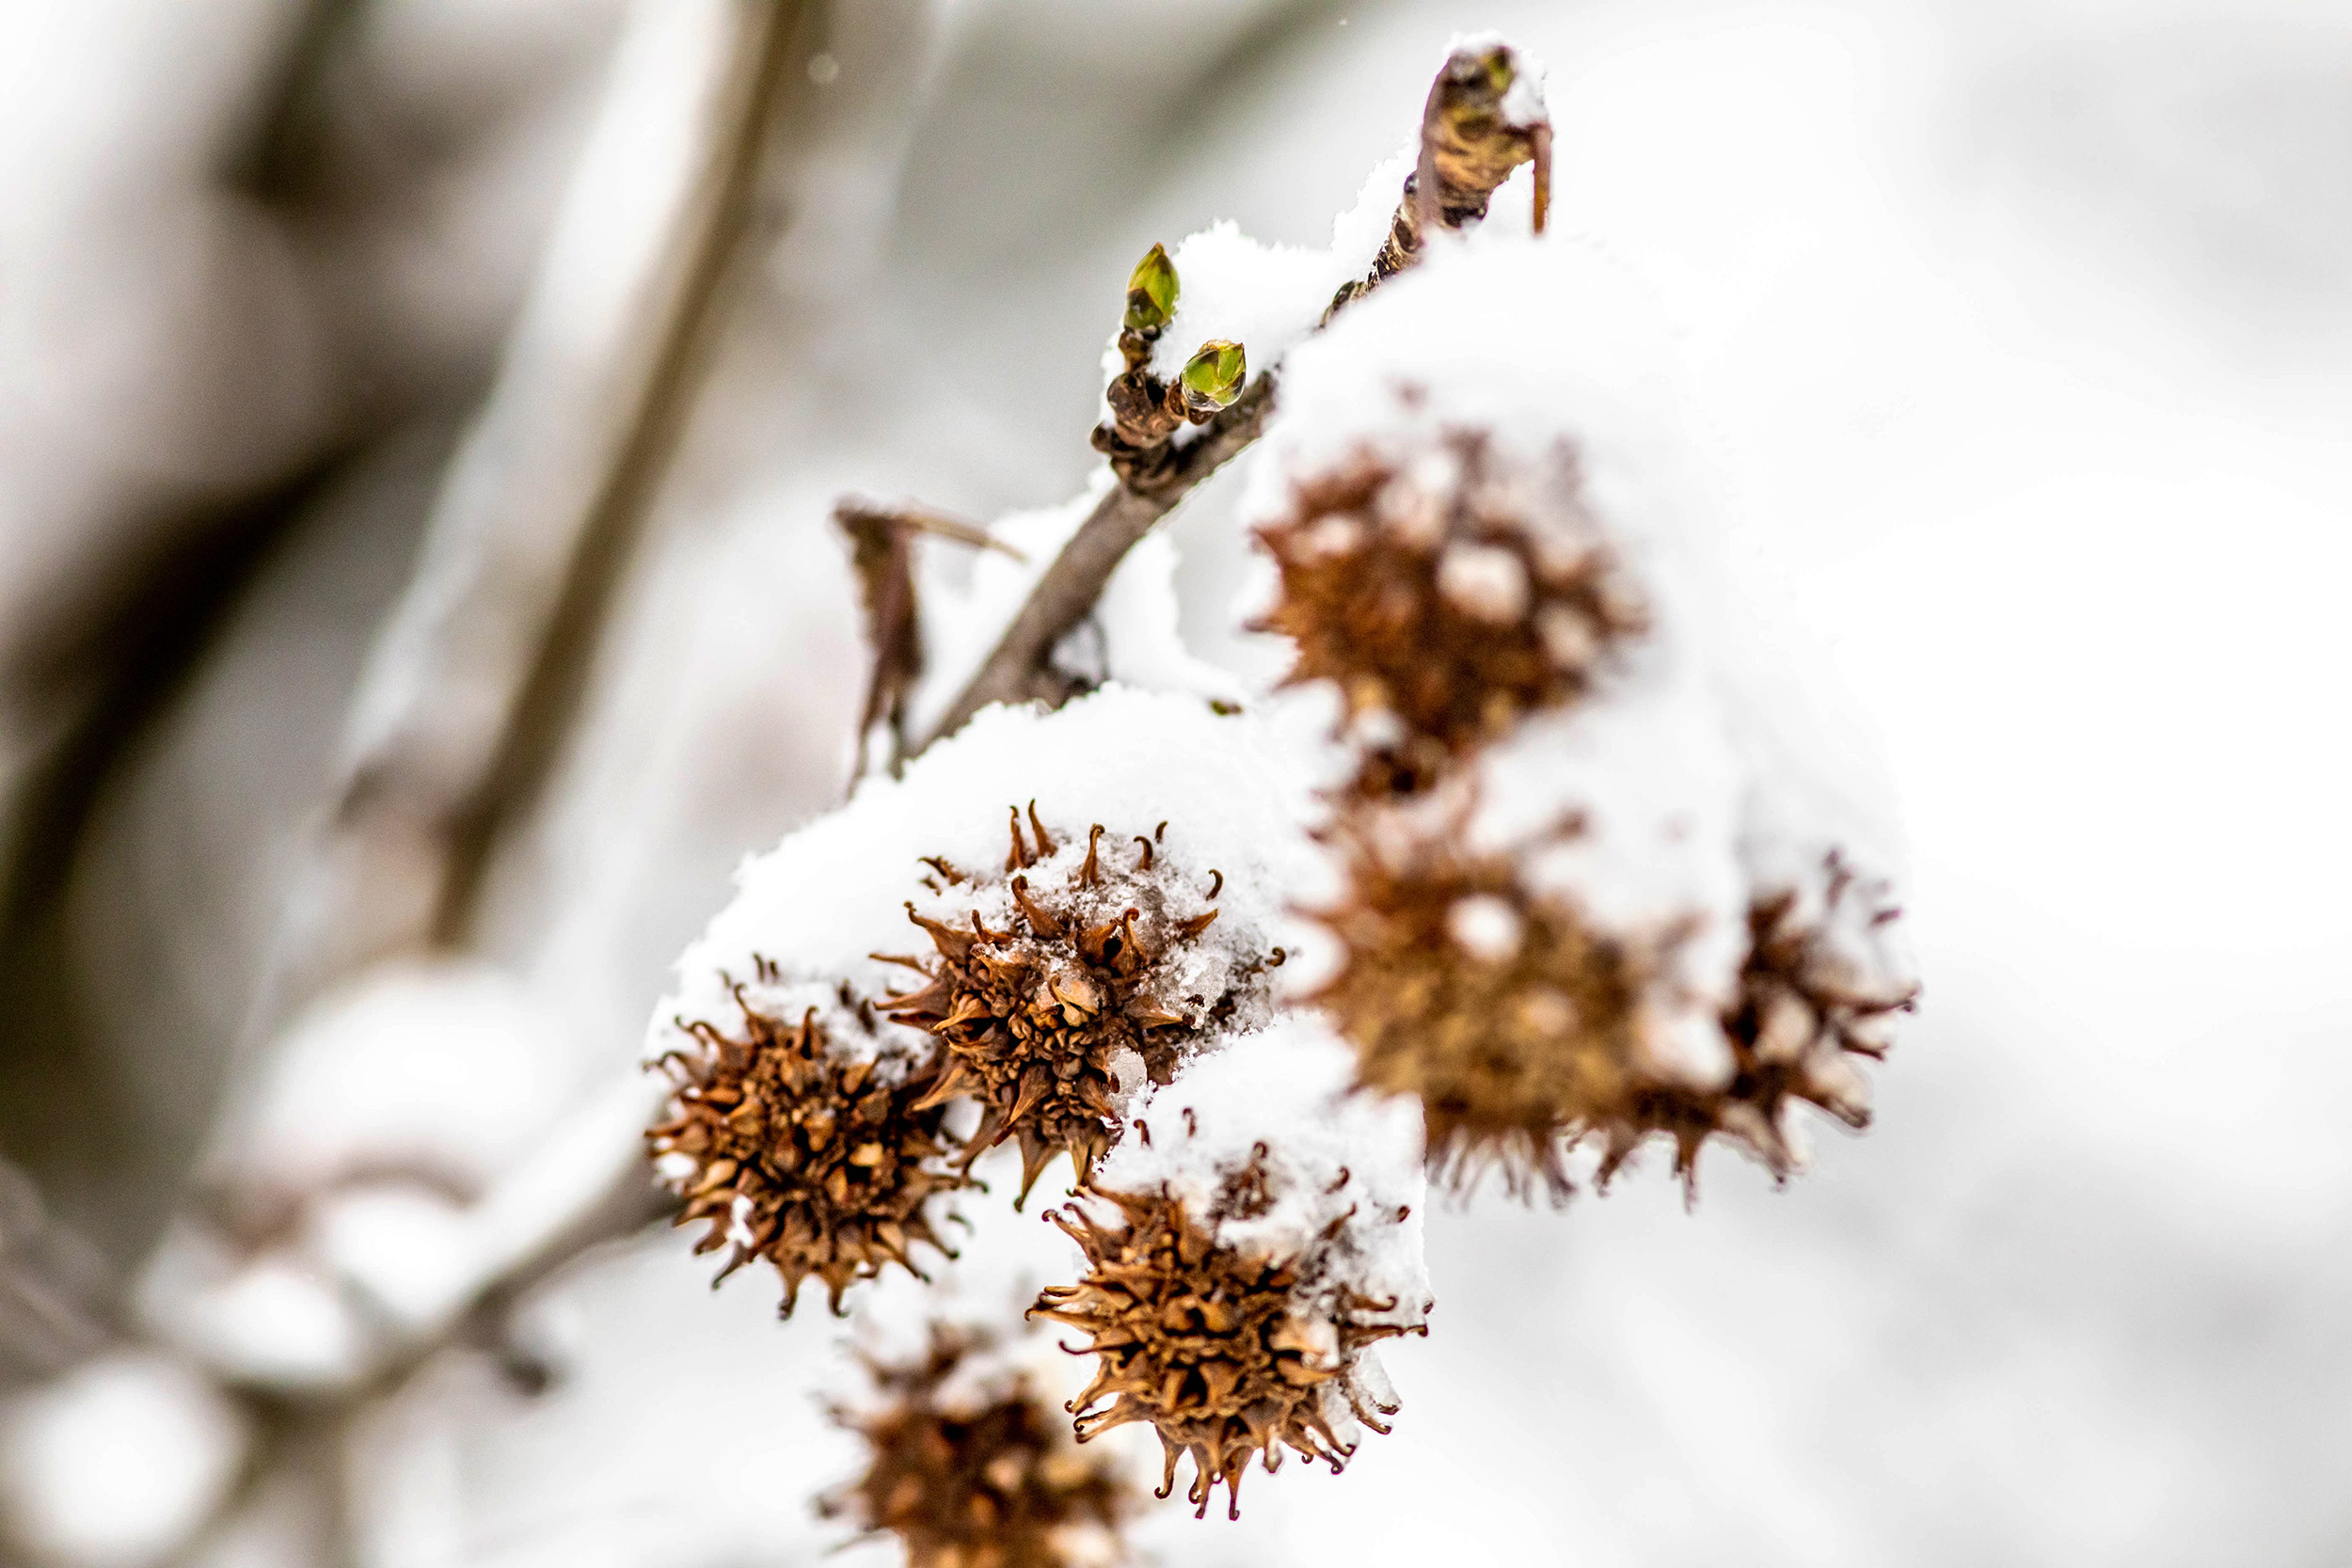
[647, 995, 969, 1316]
[1604, 851, 1920, 1196]
[1253, 430, 1649, 797]
[1029, 1023, 1431, 1520]
[824, 1321, 1135, 1568]
[1032, 1179, 1413, 1520]
[881, 804, 1243, 1208]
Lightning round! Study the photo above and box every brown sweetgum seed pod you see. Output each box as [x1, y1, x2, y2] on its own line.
[1318, 828, 1915, 1201]
[1605, 852, 1920, 1190]
[879, 807, 1254, 1205]
[1311, 830, 1680, 1203]
[822, 1323, 1135, 1568]
[1253, 431, 1648, 798]
[1029, 1165, 1417, 1520]
[648, 990, 968, 1315]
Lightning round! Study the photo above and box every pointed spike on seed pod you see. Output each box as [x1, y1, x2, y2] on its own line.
[904, 902, 974, 962]
[1123, 242, 1179, 334]
[1010, 875, 1064, 939]
[1026, 800, 1056, 858]
[1006, 805, 1031, 871]
[1174, 910, 1219, 941]
[1178, 340, 1247, 417]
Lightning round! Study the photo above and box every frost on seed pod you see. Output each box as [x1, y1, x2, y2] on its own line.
[648, 988, 967, 1315]
[1605, 847, 1920, 1185]
[1030, 1020, 1429, 1519]
[1254, 429, 1648, 795]
[1312, 831, 1678, 1202]
[649, 688, 1318, 1235]
[823, 1319, 1135, 1568]
[1311, 651, 1762, 1200]
[879, 805, 1273, 1205]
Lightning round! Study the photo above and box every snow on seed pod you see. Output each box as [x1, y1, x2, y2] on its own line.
[1595, 852, 1919, 1187]
[823, 1315, 1136, 1568]
[648, 983, 967, 1316]
[1310, 642, 1758, 1199]
[878, 803, 1282, 1205]
[1030, 1018, 1429, 1519]
[1253, 429, 1650, 796]
[1239, 235, 1700, 778]
[648, 687, 1322, 1238]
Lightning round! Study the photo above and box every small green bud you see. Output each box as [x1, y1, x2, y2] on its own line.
[1123, 244, 1180, 335]
[1178, 340, 1247, 414]
[1481, 46, 1515, 97]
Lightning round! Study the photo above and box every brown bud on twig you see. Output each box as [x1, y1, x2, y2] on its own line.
[1327, 40, 1552, 322]
[1254, 432, 1647, 798]
[1031, 1161, 1417, 1520]
[823, 1321, 1136, 1568]
[648, 1000, 968, 1315]
[880, 811, 1238, 1204]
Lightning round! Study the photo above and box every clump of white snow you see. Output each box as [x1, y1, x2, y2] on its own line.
[648, 686, 1324, 1083]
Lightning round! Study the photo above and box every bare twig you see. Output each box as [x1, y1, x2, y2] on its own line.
[913, 42, 1550, 753]
[918, 375, 1275, 747]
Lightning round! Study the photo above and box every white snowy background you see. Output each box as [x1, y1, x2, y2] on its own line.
[4, 0, 2350, 1565]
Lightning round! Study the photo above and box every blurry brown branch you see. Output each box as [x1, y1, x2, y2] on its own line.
[0, 1159, 115, 1386]
[253, 0, 811, 1021]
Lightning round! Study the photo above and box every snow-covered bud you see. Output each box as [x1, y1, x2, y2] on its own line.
[648, 997, 967, 1316]
[1031, 1021, 1428, 1519]
[824, 1320, 1134, 1568]
[1254, 431, 1649, 795]
[1176, 340, 1247, 418]
[1326, 38, 1552, 317]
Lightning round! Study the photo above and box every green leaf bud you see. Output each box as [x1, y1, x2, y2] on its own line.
[1178, 340, 1247, 414]
[1122, 243, 1180, 335]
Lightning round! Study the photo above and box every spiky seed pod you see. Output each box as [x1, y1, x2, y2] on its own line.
[823, 1322, 1134, 1568]
[648, 995, 968, 1315]
[880, 809, 1252, 1204]
[1254, 431, 1649, 798]
[1033, 1180, 1413, 1521]
[1031, 1022, 1429, 1519]
[1601, 852, 1920, 1188]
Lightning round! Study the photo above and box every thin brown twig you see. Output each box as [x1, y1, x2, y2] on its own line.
[912, 41, 1546, 754]
[917, 374, 1275, 748]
